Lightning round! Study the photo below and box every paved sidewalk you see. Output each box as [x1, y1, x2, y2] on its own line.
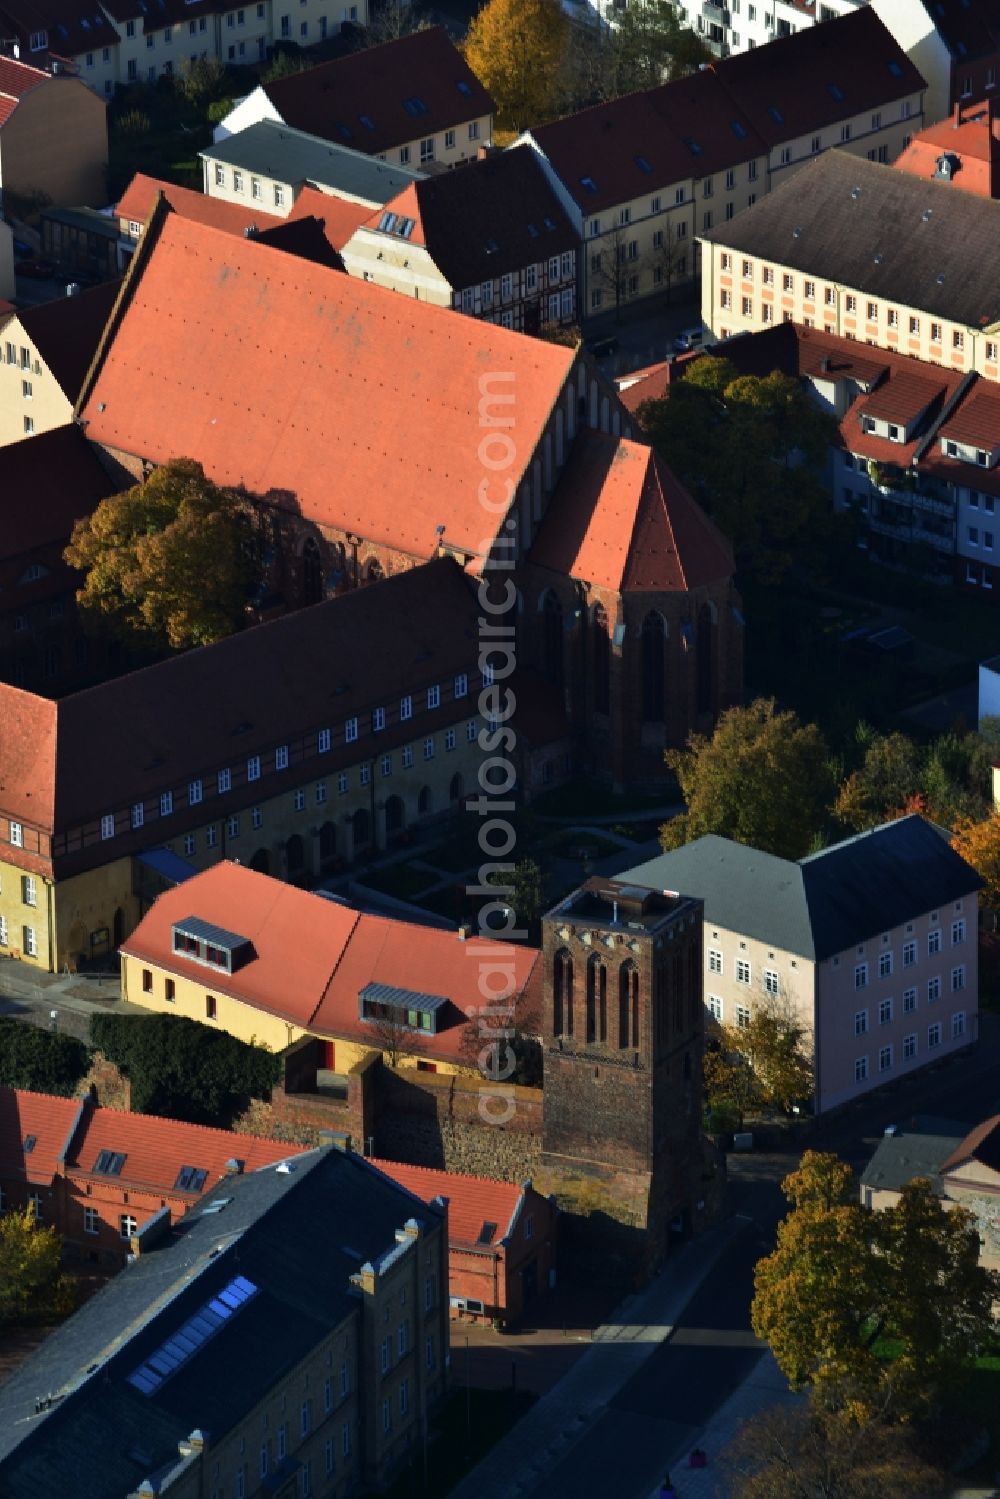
[448, 1217, 752, 1499]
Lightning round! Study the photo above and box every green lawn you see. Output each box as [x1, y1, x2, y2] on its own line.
[364, 1388, 537, 1499]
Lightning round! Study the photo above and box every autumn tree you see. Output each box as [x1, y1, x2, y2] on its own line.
[662, 698, 834, 860]
[752, 1153, 1000, 1412]
[951, 813, 1000, 921]
[724, 1389, 947, 1499]
[464, 0, 569, 132]
[0, 1208, 76, 1327]
[638, 358, 838, 576]
[833, 728, 925, 833]
[459, 989, 543, 1086]
[708, 999, 813, 1120]
[65, 458, 261, 651]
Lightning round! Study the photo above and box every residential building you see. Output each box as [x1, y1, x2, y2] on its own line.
[0, 1143, 450, 1496]
[213, 27, 494, 170]
[0, 556, 498, 971]
[0, 53, 107, 207]
[0, 279, 118, 446]
[76, 206, 743, 794]
[860, 1113, 1000, 1272]
[621, 815, 982, 1114]
[676, 0, 861, 58]
[0, 1085, 306, 1268]
[894, 97, 1000, 196]
[700, 150, 1000, 375]
[370, 1159, 557, 1326]
[540, 876, 707, 1248]
[200, 118, 423, 216]
[520, 7, 924, 319]
[871, 0, 1000, 127]
[120, 860, 542, 1072]
[0, 217, 12, 299]
[0, 0, 370, 99]
[341, 147, 579, 332]
[0, 424, 115, 690]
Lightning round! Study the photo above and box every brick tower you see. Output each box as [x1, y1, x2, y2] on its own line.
[539, 876, 706, 1254]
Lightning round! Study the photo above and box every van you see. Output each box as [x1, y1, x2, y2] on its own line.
[672, 327, 705, 353]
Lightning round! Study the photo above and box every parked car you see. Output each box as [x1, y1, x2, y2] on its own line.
[672, 327, 705, 354]
[17, 258, 57, 279]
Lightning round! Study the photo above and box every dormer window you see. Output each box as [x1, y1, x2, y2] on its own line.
[171, 918, 253, 975]
[977, 450, 989, 467]
[359, 982, 446, 1035]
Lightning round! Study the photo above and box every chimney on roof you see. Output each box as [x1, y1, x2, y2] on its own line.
[954, 100, 962, 127]
[224, 1157, 245, 1175]
[457, 924, 472, 940]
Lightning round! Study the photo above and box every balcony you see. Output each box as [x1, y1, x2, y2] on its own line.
[702, 0, 728, 20]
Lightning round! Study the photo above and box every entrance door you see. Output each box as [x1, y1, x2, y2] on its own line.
[323, 1040, 336, 1070]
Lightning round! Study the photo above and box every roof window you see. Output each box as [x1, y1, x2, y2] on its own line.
[827, 82, 844, 100]
[23, 1135, 36, 1154]
[402, 96, 427, 116]
[634, 154, 652, 173]
[887, 59, 902, 77]
[767, 105, 784, 124]
[730, 119, 747, 138]
[94, 1150, 127, 1176]
[456, 79, 471, 95]
[127, 1276, 258, 1396]
[579, 175, 598, 193]
[378, 210, 397, 232]
[171, 918, 253, 975]
[683, 137, 703, 155]
[359, 113, 374, 130]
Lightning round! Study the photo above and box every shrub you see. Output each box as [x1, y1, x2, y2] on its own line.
[0, 1019, 90, 1095]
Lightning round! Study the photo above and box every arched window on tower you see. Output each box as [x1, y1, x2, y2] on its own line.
[593, 604, 610, 714]
[619, 960, 638, 1048]
[587, 953, 606, 1044]
[543, 591, 564, 688]
[553, 948, 573, 1036]
[641, 611, 667, 722]
[697, 602, 714, 715]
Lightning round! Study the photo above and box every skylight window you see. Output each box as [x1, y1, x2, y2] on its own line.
[730, 119, 747, 138]
[633, 154, 652, 173]
[359, 113, 374, 130]
[543, 215, 556, 229]
[683, 137, 702, 155]
[378, 211, 397, 232]
[527, 222, 539, 237]
[767, 105, 784, 124]
[827, 82, 844, 100]
[402, 96, 427, 116]
[484, 237, 499, 253]
[23, 1135, 36, 1153]
[396, 218, 414, 239]
[175, 1165, 208, 1193]
[94, 1150, 127, 1176]
[456, 79, 471, 95]
[477, 1221, 498, 1245]
[579, 175, 598, 193]
[127, 1276, 259, 1396]
[337, 122, 353, 140]
[887, 60, 902, 77]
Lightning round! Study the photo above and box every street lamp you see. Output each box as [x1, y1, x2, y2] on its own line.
[49, 1009, 58, 1032]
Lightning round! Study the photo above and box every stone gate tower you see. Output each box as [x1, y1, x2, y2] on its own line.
[539, 876, 706, 1255]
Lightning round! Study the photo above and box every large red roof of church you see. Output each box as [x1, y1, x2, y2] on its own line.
[80, 212, 575, 561]
[528, 431, 734, 593]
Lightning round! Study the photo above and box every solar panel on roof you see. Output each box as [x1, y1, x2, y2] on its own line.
[126, 1277, 259, 1397]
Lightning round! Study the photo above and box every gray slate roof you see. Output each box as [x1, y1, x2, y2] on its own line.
[622, 814, 981, 962]
[200, 120, 423, 205]
[0, 1146, 441, 1499]
[860, 1130, 964, 1194]
[701, 149, 1000, 331]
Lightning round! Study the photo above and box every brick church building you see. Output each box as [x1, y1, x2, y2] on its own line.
[76, 202, 743, 792]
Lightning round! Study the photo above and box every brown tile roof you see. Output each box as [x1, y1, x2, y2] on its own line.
[368, 1158, 527, 1247]
[0, 424, 115, 559]
[940, 1113, 1000, 1174]
[0, 1088, 80, 1186]
[703, 149, 1000, 331]
[0, 0, 118, 64]
[0, 555, 480, 840]
[362, 147, 576, 290]
[80, 212, 576, 563]
[914, 0, 1000, 62]
[528, 430, 734, 593]
[531, 9, 921, 212]
[115, 172, 283, 237]
[937, 381, 1000, 447]
[122, 862, 542, 1067]
[894, 102, 1000, 198]
[254, 214, 345, 271]
[0, 56, 48, 124]
[262, 27, 495, 156]
[860, 369, 951, 426]
[18, 279, 120, 403]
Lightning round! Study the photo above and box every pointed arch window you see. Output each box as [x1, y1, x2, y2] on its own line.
[553, 948, 573, 1036]
[619, 960, 639, 1048]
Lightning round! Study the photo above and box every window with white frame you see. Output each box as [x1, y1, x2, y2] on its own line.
[217, 768, 231, 794]
[247, 755, 261, 781]
[902, 940, 916, 967]
[189, 779, 203, 805]
[132, 802, 144, 829]
[400, 695, 413, 720]
[952, 1010, 966, 1039]
[101, 814, 115, 840]
[21, 876, 35, 907]
[903, 986, 916, 1012]
[252, 807, 263, 829]
[951, 919, 965, 945]
[708, 949, 722, 973]
[854, 963, 868, 989]
[454, 673, 469, 698]
[427, 685, 441, 709]
[345, 718, 358, 743]
[879, 997, 892, 1025]
[120, 1213, 138, 1239]
[372, 707, 386, 733]
[275, 745, 289, 770]
[879, 1045, 892, 1072]
[928, 929, 941, 955]
[855, 1056, 868, 1082]
[928, 976, 941, 1002]
[951, 965, 965, 991]
[160, 791, 173, 817]
[855, 1009, 868, 1035]
[764, 969, 779, 995]
[294, 788, 305, 811]
[708, 995, 723, 1022]
[735, 959, 750, 984]
[903, 1032, 917, 1059]
[423, 737, 435, 760]
[735, 1004, 750, 1029]
[878, 951, 892, 978]
[928, 1021, 942, 1049]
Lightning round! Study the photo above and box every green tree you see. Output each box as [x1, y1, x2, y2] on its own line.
[464, 0, 569, 131]
[0, 1019, 90, 1095]
[488, 858, 547, 944]
[723, 1388, 947, 1499]
[662, 698, 834, 860]
[834, 730, 925, 832]
[0, 1208, 76, 1327]
[611, 0, 710, 90]
[90, 1012, 279, 1126]
[639, 358, 838, 577]
[65, 459, 261, 651]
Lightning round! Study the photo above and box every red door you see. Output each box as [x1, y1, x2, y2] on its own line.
[323, 1041, 336, 1070]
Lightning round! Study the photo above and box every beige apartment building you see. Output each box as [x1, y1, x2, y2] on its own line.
[623, 816, 982, 1115]
[0, 280, 117, 447]
[521, 7, 924, 322]
[0, 55, 107, 205]
[701, 150, 1000, 379]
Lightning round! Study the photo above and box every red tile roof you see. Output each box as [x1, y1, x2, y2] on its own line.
[940, 1113, 1000, 1175]
[616, 362, 671, 414]
[262, 28, 495, 156]
[0, 1089, 81, 1185]
[115, 172, 283, 237]
[915, 0, 1000, 63]
[80, 212, 576, 563]
[122, 862, 542, 1065]
[0, 56, 48, 117]
[284, 184, 371, 251]
[368, 1158, 525, 1247]
[67, 1100, 303, 1193]
[894, 103, 1000, 198]
[528, 431, 734, 593]
[860, 370, 951, 426]
[0, 424, 115, 560]
[938, 381, 1000, 448]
